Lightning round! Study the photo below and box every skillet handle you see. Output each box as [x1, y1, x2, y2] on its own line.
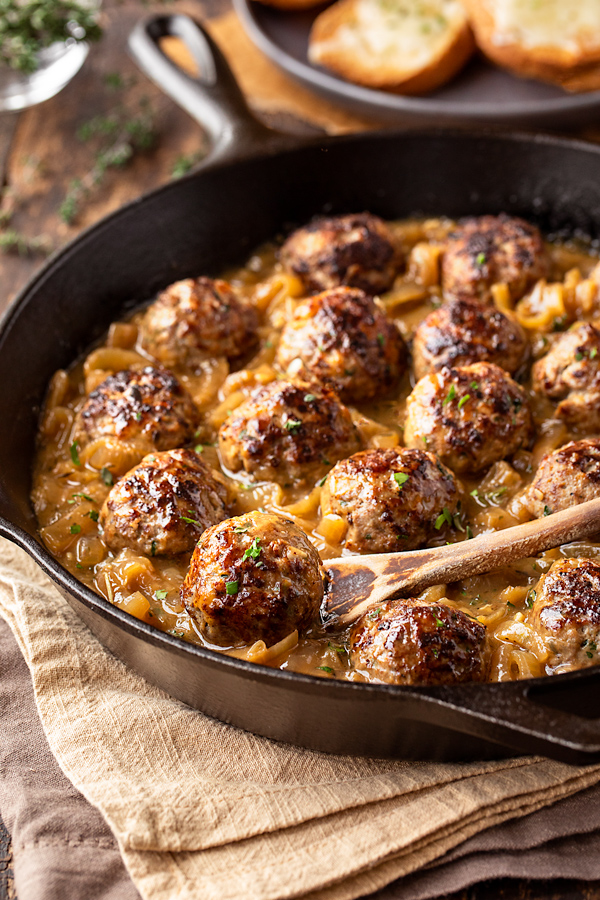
[128, 15, 295, 164]
[424, 671, 600, 764]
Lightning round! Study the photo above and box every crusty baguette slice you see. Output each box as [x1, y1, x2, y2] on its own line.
[307, 0, 475, 94]
[463, 0, 600, 92]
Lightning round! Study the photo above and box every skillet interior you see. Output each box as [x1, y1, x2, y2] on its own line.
[3, 130, 600, 762]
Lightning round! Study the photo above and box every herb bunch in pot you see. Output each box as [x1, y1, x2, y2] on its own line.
[0, 0, 102, 111]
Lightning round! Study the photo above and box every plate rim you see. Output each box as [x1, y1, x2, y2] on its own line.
[234, 0, 600, 122]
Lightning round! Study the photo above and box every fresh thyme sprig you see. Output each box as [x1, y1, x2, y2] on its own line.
[0, 0, 102, 74]
[59, 92, 157, 225]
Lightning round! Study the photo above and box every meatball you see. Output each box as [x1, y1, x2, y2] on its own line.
[528, 558, 600, 673]
[100, 449, 231, 556]
[73, 366, 197, 453]
[441, 214, 548, 304]
[350, 599, 487, 686]
[320, 447, 459, 553]
[140, 277, 259, 369]
[532, 322, 600, 432]
[181, 511, 324, 647]
[218, 379, 361, 486]
[524, 439, 600, 519]
[412, 298, 528, 381]
[276, 287, 407, 402]
[404, 362, 534, 474]
[280, 212, 401, 295]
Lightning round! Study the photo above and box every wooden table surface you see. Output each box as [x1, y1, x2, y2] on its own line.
[1, 2, 600, 898]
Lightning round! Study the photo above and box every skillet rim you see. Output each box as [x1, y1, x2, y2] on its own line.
[3, 127, 600, 715]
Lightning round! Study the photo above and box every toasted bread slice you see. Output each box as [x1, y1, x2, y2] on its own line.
[463, 0, 600, 92]
[308, 0, 475, 94]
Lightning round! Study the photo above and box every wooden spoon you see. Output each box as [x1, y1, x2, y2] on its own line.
[323, 497, 600, 626]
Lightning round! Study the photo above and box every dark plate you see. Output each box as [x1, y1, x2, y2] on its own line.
[234, 0, 600, 129]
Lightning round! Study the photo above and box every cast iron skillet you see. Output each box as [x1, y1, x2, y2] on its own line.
[2, 15, 600, 764]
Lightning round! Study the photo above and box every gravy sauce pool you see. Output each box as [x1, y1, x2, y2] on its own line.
[31, 217, 600, 684]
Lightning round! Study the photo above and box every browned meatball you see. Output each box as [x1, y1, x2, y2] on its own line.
[73, 367, 198, 452]
[100, 449, 231, 556]
[140, 277, 258, 369]
[404, 362, 534, 474]
[181, 511, 324, 647]
[320, 448, 459, 553]
[524, 439, 600, 519]
[441, 215, 548, 304]
[412, 298, 528, 381]
[218, 380, 361, 487]
[276, 287, 407, 402]
[532, 323, 600, 432]
[350, 599, 487, 686]
[528, 558, 600, 673]
[280, 212, 401, 295]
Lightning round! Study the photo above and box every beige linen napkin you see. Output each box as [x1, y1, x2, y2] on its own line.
[1, 537, 600, 900]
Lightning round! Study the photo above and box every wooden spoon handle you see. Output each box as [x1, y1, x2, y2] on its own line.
[333, 497, 600, 625]
[397, 497, 600, 593]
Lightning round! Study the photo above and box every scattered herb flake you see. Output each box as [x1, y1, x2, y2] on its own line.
[434, 507, 453, 530]
[458, 394, 470, 409]
[181, 514, 203, 527]
[377, 333, 385, 347]
[543, 505, 552, 516]
[242, 537, 262, 562]
[154, 589, 168, 600]
[443, 384, 457, 405]
[470, 381, 479, 390]
[87, 509, 99, 522]
[317, 666, 334, 675]
[526, 588, 536, 609]
[194, 444, 204, 453]
[70, 523, 81, 534]
[101, 467, 113, 486]
[575, 351, 584, 361]
[284, 418, 302, 433]
[150, 541, 157, 557]
[393, 472, 409, 489]
[225, 580, 239, 595]
[592, 348, 598, 360]
[466, 525, 474, 540]
[70, 440, 81, 466]
[476, 252, 486, 266]
[304, 393, 316, 403]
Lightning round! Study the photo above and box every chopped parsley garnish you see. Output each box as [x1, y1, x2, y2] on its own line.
[133, 411, 142, 422]
[434, 507, 453, 530]
[506, 600, 516, 608]
[393, 472, 409, 489]
[155, 589, 168, 600]
[317, 475, 327, 487]
[368, 607, 383, 620]
[303, 393, 316, 403]
[101, 467, 113, 486]
[69, 492, 94, 504]
[470, 381, 479, 391]
[225, 580, 239, 595]
[466, 525, 474, 540]
[433, 613, 445, 627]
[476, 252, 486, 266]
[487, 487, 507, 505]
[87, 510, 99, 522]
[317, 666, 334, 675]
[443, 384, 457, 405]
[575, 352, 584, 361]
[194, 444, 204, 453]
[242, 537, 262, 562]
[592, 348, 598, 360]
[543, 505, 552, 516]
[284, 418, 302, 433]
[234, 525, 249, 533]
[181, 513, 204, 527]
[470, 489, 479, 499]
[70, 523, 81, 534]
[377, 333, 385, 347]
[150, 541, 157, 557]
[458, 394, 470, 409]
[70, 440, 81, 467]
[328, 642, 346, 654]
[526, 588, 536, 609]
